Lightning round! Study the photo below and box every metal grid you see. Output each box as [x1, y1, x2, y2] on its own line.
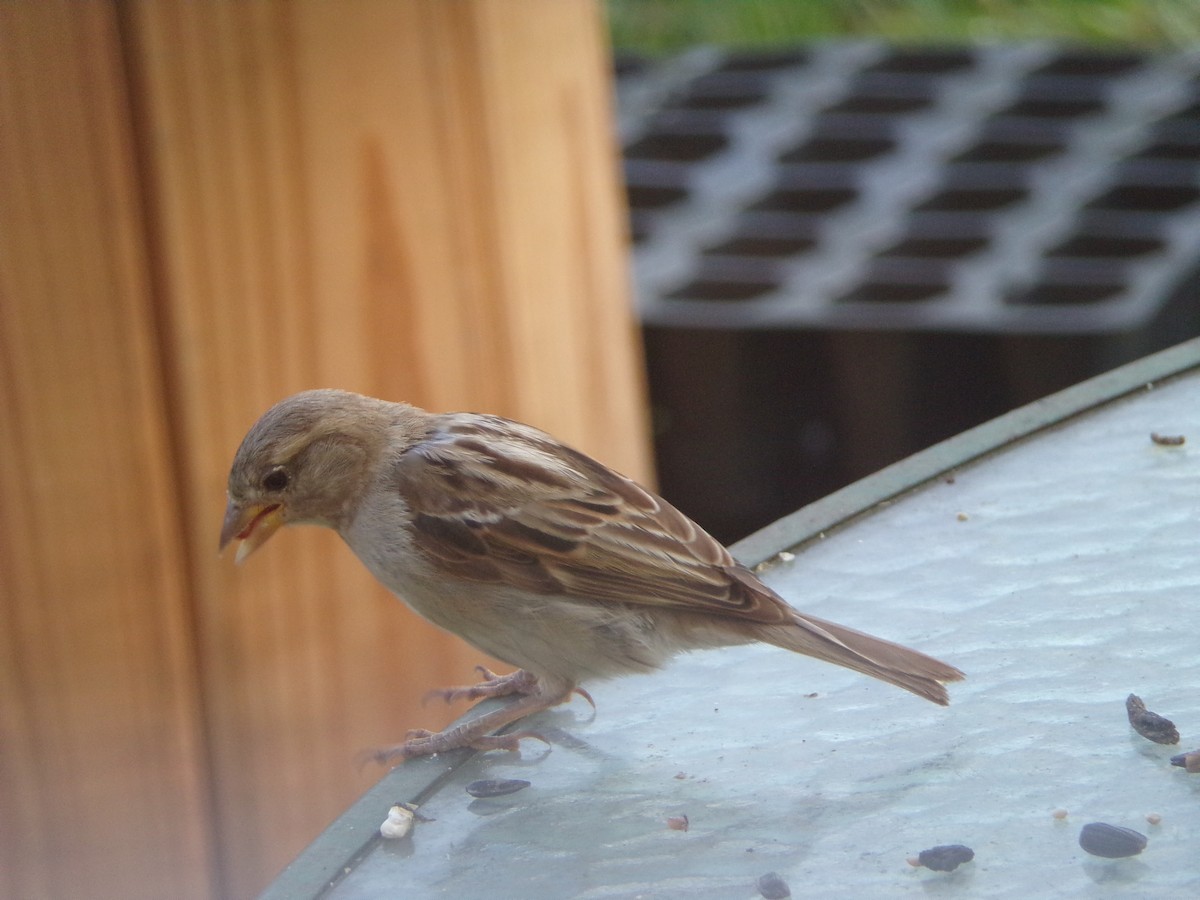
[618, 44, 1200, 334]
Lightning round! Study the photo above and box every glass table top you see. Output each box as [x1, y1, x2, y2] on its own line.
[265, 339, 1200, 899]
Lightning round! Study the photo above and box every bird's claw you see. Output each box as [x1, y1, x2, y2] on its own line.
[367, 727, 550, 764]
[422, 667, 540, 706]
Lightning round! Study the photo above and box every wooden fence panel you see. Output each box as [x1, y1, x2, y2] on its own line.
[2, 2, 644, 895]
[0, 3, 215, 897]
[124, 1, 646, 895]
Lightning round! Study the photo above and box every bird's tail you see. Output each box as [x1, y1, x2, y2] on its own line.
[754, 612, 964, 705]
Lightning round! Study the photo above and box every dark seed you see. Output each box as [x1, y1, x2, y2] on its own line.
[465, 778, 531, 798]
[917, 844, 974, 872]
[1125, 694, 1180, 745]
[1150, 432, 1185, 446]
[757, 871, 791, 899]
[1078, 822, 1147, 858]
[1169, 750, 1200, 773]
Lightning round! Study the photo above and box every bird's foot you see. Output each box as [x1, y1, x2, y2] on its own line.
[423, 666, 539, 706]
[424, 667, 595, 709]
[375, 728, 550, 763]
[367, 678, 577, 765]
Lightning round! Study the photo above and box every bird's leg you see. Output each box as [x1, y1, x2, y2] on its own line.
[374, 679, 576, 763]
[425, 665, 596, 710]
[423, 666, 539, 705]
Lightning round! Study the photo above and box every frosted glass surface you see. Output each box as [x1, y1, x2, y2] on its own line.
[331, 373, 1199, 899]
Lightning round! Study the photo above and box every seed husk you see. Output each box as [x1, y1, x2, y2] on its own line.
[756, 871, 791, 899]
[917, 844, 974, 872]
[1125, 694, 1180, 745]
[465, 778, 531, 798]
[1169, 750, 1200, 773]
[1078, 822, 1147, 858]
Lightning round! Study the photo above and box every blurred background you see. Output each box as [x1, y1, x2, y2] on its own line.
[3, 2, 1200, 898]
[612, 0, 1200, 541]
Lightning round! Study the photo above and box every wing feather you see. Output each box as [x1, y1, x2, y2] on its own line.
[393, 414, 791, 625]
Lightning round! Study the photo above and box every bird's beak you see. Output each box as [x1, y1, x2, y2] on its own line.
[219, 499, 285, 564]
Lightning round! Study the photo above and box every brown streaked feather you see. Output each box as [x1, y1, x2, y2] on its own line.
[225, 390, 962, 712]
[752, 608, 965, 706]
[394, 415, 794, 625]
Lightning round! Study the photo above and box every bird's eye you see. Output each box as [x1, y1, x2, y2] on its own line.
[261, 467, 289, 492]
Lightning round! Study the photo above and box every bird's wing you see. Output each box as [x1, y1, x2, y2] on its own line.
[391, 414, 792, 625]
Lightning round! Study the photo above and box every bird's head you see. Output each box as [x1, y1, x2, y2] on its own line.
[219, 389, 393, 563]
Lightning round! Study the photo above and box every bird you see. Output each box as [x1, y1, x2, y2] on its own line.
[220, 389, 963, 761]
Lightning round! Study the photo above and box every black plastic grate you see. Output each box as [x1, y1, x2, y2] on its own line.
[617, 44, 1200, 334]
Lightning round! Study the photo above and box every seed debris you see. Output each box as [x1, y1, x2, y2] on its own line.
[1078, 822, 1147, 858]
[1150, 432, 1185, 446]
[1126, 694, 1180, 745]
[916, 844, 974, 872]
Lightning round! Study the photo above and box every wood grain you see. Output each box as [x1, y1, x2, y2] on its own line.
[120, 1, 649, 895]
[0, 3, 215, 897]
[2, 2, 645, 895]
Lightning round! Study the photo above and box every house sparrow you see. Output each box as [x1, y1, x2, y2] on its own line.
[221, 390, 963, 760]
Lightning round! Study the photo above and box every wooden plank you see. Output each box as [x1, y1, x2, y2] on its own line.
[122, 1, 649, 894]
[0, 3, 215, 897]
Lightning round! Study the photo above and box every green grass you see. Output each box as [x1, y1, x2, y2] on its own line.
[606, 0, 1200, 54]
